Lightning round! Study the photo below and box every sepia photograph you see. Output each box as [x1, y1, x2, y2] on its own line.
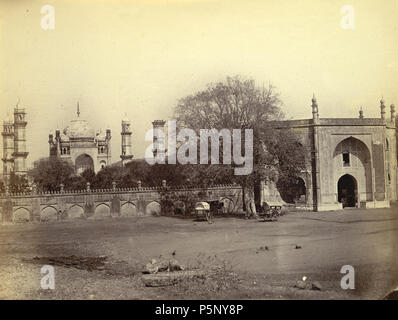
[0, 0, 397, 305]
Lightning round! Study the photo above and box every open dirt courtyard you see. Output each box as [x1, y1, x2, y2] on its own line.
[0, 204, 397, 300]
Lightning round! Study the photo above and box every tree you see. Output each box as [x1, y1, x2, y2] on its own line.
[65, 175, 86, 190]
[9, 172, 30, 193]
[28, 157, 75, 192]
[124, 160, 188, 187]
[173, 75, 306, 199]
[92, 166, 125, 189]
[81, 168, 96, 183]
[175, 76, 283, 129]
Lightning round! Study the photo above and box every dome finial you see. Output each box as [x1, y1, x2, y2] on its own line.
[122, 112, 130, 122]
[77, 101, 80, 118]
[380, 97, 386, 119]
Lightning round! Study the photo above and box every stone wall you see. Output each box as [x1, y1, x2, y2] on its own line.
[0, 184, 243, 223]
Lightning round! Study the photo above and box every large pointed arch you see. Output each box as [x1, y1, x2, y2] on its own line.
[75, 153, 94, 174]
[333, 137, 372, 203]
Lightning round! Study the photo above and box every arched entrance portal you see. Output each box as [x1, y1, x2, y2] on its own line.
[75, 154, 94, 174]
[333, 137, 372, 202]
[338, 174, 358, 208]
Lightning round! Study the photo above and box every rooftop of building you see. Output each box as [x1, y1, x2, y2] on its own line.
[271, 117, 396, 128]
[272, 97, 396, 129]
[52, 103, 110, 141]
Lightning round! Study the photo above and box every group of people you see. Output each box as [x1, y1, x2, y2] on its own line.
[245, 193, 279, 220]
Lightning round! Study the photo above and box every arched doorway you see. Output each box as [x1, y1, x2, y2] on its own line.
[75, 154, 94, 174]
[333, 137, 372, 202]
[276, 177, 307, 204]
[338, 174, 358, 208]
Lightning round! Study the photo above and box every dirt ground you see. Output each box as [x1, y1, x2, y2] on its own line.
[0, 203, 397, 300]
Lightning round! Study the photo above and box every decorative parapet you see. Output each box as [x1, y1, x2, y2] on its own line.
[270, 118, 388, 129]
[0, 184, 241, 198]
[0, 183, 241, 200]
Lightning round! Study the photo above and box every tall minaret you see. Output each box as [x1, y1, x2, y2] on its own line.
[1, 113, 15, 185]
[120, 114, 133, 165]
[12, 106, 29, 176]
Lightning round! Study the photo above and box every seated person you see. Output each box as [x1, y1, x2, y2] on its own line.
[262, 202, 271, 214]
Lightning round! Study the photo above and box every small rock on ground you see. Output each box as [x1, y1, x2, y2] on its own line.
[294, 280, 307, 290]
[311, 281, 322, 291]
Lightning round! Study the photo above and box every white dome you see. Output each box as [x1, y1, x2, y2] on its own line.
[63, 119, 95, 139]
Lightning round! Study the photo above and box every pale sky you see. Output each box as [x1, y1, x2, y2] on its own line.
[1, 0, 397, 169]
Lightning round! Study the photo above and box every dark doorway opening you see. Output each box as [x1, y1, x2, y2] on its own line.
[276, 177, 306, 204]
[338, 174, 357, 208]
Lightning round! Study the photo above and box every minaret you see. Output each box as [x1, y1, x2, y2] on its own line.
[380, 98, 386, 120]
[311, 94, 319, 121]
[152, 120, 166, 162]
[12, 106, 29, 176]
[120, 114, 133, 165]
[390, 104, 396, 124]
[1, 113, 15, 185]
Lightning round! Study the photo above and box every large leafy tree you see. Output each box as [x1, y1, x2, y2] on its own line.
[173, 75, 306, 196]
[124, 160, 188, 187]
[92, 166, 126, 189]
[28, 157, 75, 192]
